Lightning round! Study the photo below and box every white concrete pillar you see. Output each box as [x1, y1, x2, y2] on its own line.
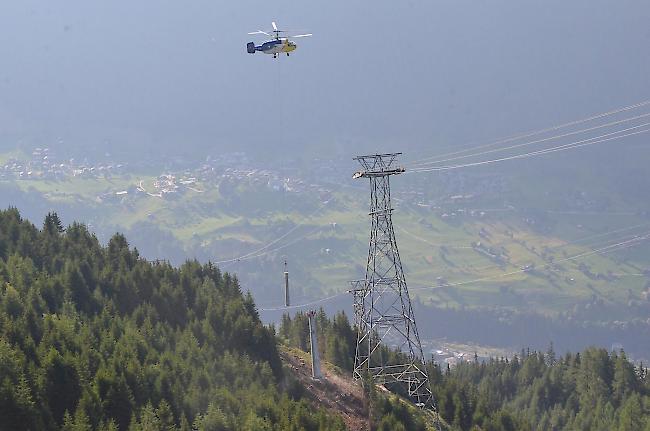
[307, 310, 322, 379]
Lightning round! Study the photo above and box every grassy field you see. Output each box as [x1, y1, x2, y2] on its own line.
[15, 177, 133, 200]
[0, 149, 27, 165]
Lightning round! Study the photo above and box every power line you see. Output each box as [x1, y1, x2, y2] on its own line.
[407, 112, 650, 168]
[397, 225, 473, 249]
[408, 126, 650, 173]
[256, 173, 650, 310]
[410, 123, 650, 172]
[559, 222, 650, 247]
[406, 99, 650, 167]
[409, 232, 650, 291]
[221, 101, 650, 267]
[221, 225, 325, 268]
[458, 231, 645, 275]
[401, 221, 650, 273]
[259, 291, 347, 311]
[260, 230, 650, 311]
[543, 210, 638, 216]
[218, 105, 650, 265]
[213, 193, 338, 264]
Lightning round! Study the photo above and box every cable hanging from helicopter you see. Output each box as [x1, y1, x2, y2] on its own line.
[247, 21, 312, 58]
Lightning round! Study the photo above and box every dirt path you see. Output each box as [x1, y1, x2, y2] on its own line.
[280, 348, 369, 431]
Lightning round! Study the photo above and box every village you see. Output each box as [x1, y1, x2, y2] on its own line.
[2, 147, 645, 228]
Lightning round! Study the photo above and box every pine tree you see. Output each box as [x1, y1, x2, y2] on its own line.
[156, 400, 176, 431]
[617, 394, 643, 431]
[43, 212, 65, 235]
[41, 347, 82, 425]
[613, 350, 637, 406]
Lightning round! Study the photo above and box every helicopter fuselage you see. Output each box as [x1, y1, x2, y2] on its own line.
[247, 39, 297, 57]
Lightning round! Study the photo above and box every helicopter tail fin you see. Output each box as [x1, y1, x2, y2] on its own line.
[247, 42, 256, 54]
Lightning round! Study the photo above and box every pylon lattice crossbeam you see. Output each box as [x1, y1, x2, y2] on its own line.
[350, 153, 436, 411]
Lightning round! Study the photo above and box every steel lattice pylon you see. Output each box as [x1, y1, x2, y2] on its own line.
[350, 153, 435, 411]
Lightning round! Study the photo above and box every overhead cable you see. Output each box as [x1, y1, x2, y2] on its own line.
[408, 112, 650, 168]
[409, 232, 650, 291]
[213, 194, 337, 264]
[259, 232, 650, 311]
[406, 99, 650, 167]
[408, 126, 650, 173]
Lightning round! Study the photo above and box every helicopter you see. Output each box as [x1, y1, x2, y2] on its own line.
[247, 22, 312, 58]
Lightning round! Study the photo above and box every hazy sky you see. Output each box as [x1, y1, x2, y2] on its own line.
[1, 0, 649, 160]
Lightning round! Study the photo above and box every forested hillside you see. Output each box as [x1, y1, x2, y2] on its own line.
[0, 208, 347, 430]
[3, 205, 649, 431]
[281, 311, 650, 431]
[433, 348, 650, 431]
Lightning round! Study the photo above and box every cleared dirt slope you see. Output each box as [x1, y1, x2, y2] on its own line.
[280, 347, 369, 431]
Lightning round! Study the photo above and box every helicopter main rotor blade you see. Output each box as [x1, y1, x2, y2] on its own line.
[291, 33, 312, 38]
[248, 30, 270, 36]
[272, 21, 278, 31]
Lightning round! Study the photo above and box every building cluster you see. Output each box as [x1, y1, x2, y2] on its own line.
[429, 345, 492, 368]
[0, 148, 125, 181]
[409, 172, 509, 220]
[98, 174, 200, 202]
[153, 174, 179, 195]
[88, 152, 337, 203]
[193, 157, 333, 201]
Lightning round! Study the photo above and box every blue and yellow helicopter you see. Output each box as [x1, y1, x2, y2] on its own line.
[247, 22, 312, 58]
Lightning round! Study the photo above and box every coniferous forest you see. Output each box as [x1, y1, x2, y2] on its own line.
[2, 207, 650, 430]
[281, 312, 650, 430]
[0, 208, 346, 430]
